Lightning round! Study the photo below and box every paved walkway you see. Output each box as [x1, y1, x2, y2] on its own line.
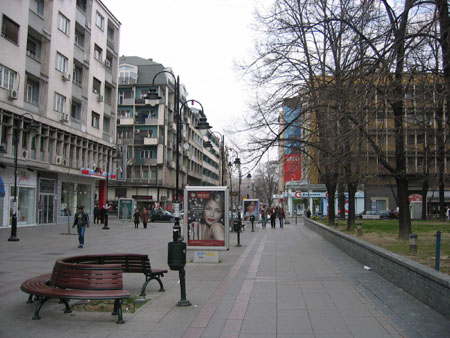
[0, 218, 449, 338]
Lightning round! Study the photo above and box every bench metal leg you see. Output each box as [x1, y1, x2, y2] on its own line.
[27, 294, 34, 304]
[113, 299, 125, 324]
[154, 276, 165, 292]
[60, 299, 72, 313]
[140, 276, 165, 297]
[32, 297, 50, 320]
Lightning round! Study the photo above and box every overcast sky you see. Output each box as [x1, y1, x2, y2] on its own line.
[103, 0, 270, 140]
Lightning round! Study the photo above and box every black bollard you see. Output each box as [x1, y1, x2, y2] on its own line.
[167, 220, 191, 307]
[435, 231, 441, 271]
[234, 215, 242, 247]
[250, 215, 255, 232]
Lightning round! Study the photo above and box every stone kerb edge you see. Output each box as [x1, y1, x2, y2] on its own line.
[303, 217, 450, 320]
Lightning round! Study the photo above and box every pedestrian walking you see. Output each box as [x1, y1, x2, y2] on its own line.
[72, 206, 89, 248]
[269, 206, 276, 228]
[133, 209, 141, 228]
[141, 208, 149, 229]
[260, 206, 267, 229]
[93, 205, 100, 224]
[278, 206, 286, 228]
[306, 207, 311, 218]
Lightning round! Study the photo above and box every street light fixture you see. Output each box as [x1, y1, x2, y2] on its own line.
[7, 113, 40, 241]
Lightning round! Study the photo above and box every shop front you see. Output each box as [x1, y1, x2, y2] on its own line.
[0, 168, 37, 227]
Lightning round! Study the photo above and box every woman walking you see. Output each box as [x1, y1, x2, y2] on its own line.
[141, 208, 149, 229]
[278, 206, 286, 228]
[133, 209, 141, 228]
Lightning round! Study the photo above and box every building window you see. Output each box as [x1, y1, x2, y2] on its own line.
[103, 116, 110, 133]
[34, 0, 44, 16]
[104, 85, 112, 104]
[76, 0, 87, 12]
[54, 93, 66, 113]
[94, 44, 102, 61]
[73, 64, 82, 85]
[26, 35, 41, 60]
[57, 12, 70, 35]
[56, 52, 68, 73]
[71, 100, 81, 120]
[93, 77, 101, 94]
[25, 77, 39, 105]
[134, 167, 140, 179]
[0, 64, 17, 89]
[140, 150, 154, 159]
[92, 111, 99, 129]
[95, 11, 104, 30]
[2, 15, 19, 44]
[142, 167, 149, 179]
[74, 29, 85, 48]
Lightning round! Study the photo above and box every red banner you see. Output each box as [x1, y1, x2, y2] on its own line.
[284, 154, 302, 183]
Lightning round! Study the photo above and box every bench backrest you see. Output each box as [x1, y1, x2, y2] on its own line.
[63, 254, 151, 274]
[50, 260, 124, 290]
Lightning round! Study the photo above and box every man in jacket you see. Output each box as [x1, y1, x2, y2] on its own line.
[72, 206, 89, 248]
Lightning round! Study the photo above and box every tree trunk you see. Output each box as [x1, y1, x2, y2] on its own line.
[346, 183, 357, 231]
[338, 183, 346, 220]
[396, 176, 412, 239]
[327, 188, 336, 226]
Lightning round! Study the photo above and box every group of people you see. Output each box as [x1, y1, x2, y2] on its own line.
[93, 205, 109, 225]
[132, 208, 150, 229]
[260, 205, 286, 229]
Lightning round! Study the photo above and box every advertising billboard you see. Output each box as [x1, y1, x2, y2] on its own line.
[284, 153, 302, 183]
[184, 186, 229, 250]
[118, 198, 134, 220]
[242, 199, 259, 222]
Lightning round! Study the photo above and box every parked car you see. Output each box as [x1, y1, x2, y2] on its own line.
[357, 210, 390, 219]
[150, 210, 175, 222]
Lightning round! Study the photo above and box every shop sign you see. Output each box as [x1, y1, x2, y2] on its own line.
[80, 168, 116, 179]
[131, 195, 153, 200]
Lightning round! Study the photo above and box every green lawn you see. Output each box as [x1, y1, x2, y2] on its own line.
[317, 219, 450, 275]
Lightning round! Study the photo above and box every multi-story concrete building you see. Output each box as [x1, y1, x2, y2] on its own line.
[0, 0, 120, 227]
[112, 56, 221, 211]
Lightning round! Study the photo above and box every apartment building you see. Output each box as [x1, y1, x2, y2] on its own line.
[112, 56, 221, 211]
[0, 0, 120, 227]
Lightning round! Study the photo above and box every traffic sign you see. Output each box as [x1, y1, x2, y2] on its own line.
[294, 191, 302, 199]
[325, 191, 328, 199]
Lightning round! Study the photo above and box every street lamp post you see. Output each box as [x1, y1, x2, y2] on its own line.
[7, 113, 40, 241]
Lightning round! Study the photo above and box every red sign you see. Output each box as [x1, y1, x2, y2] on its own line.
[294, 191, 302, 198]
[325, 191, 329, 199]
[283, 154, 302, 183]
[409, 194, 423, 202]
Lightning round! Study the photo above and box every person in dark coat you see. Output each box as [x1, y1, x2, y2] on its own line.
[278, 206, 286, 228]
[133, 209, 141, 228]
[141, 208, 149, 229]
[93, 205, 100, 224]
[72, 206, 89, 248]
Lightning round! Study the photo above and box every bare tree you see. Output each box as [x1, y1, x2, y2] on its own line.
[253, 161, 279, 206]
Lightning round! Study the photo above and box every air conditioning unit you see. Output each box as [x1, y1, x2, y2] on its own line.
[63, 159, 69, 166]
[22, 150, 28, 158]
[60, 113, 70, 122]
[8, 89, 18, 100]
[62, 73, 71, 81]
[55, 156, 63, 165]
[104, 59, 111, 68]
[98, 94, 104, 102]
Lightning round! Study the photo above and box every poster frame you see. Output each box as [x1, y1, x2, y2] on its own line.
[118, 198, 134, 220]
[183, 186, 229, 251]
[242, 198, 260, 222]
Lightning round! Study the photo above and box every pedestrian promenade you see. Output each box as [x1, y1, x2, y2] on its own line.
[0, 218, 449, 338]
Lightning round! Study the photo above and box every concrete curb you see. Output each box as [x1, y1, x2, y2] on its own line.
[303, 217, 450, 320]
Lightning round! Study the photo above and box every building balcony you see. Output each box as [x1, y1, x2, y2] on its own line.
[135, 117, 158, 125]
[143, 137, 158, 145]
[134, 158, 157, 165]
[119, 97, 134, 105]
[135, 98, 146, 105]
[117, 117, 134, 125]
[117, 138, 133, 145]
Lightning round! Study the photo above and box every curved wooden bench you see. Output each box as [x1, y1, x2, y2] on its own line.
[21, 260, 131, 324]
[62, 253, 168, 296]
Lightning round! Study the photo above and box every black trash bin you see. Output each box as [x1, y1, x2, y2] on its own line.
[168, 241, 186, 271]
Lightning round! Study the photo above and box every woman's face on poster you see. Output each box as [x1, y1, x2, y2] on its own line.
[204, 199, 222, 225]
[247, 202, 255, 213]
